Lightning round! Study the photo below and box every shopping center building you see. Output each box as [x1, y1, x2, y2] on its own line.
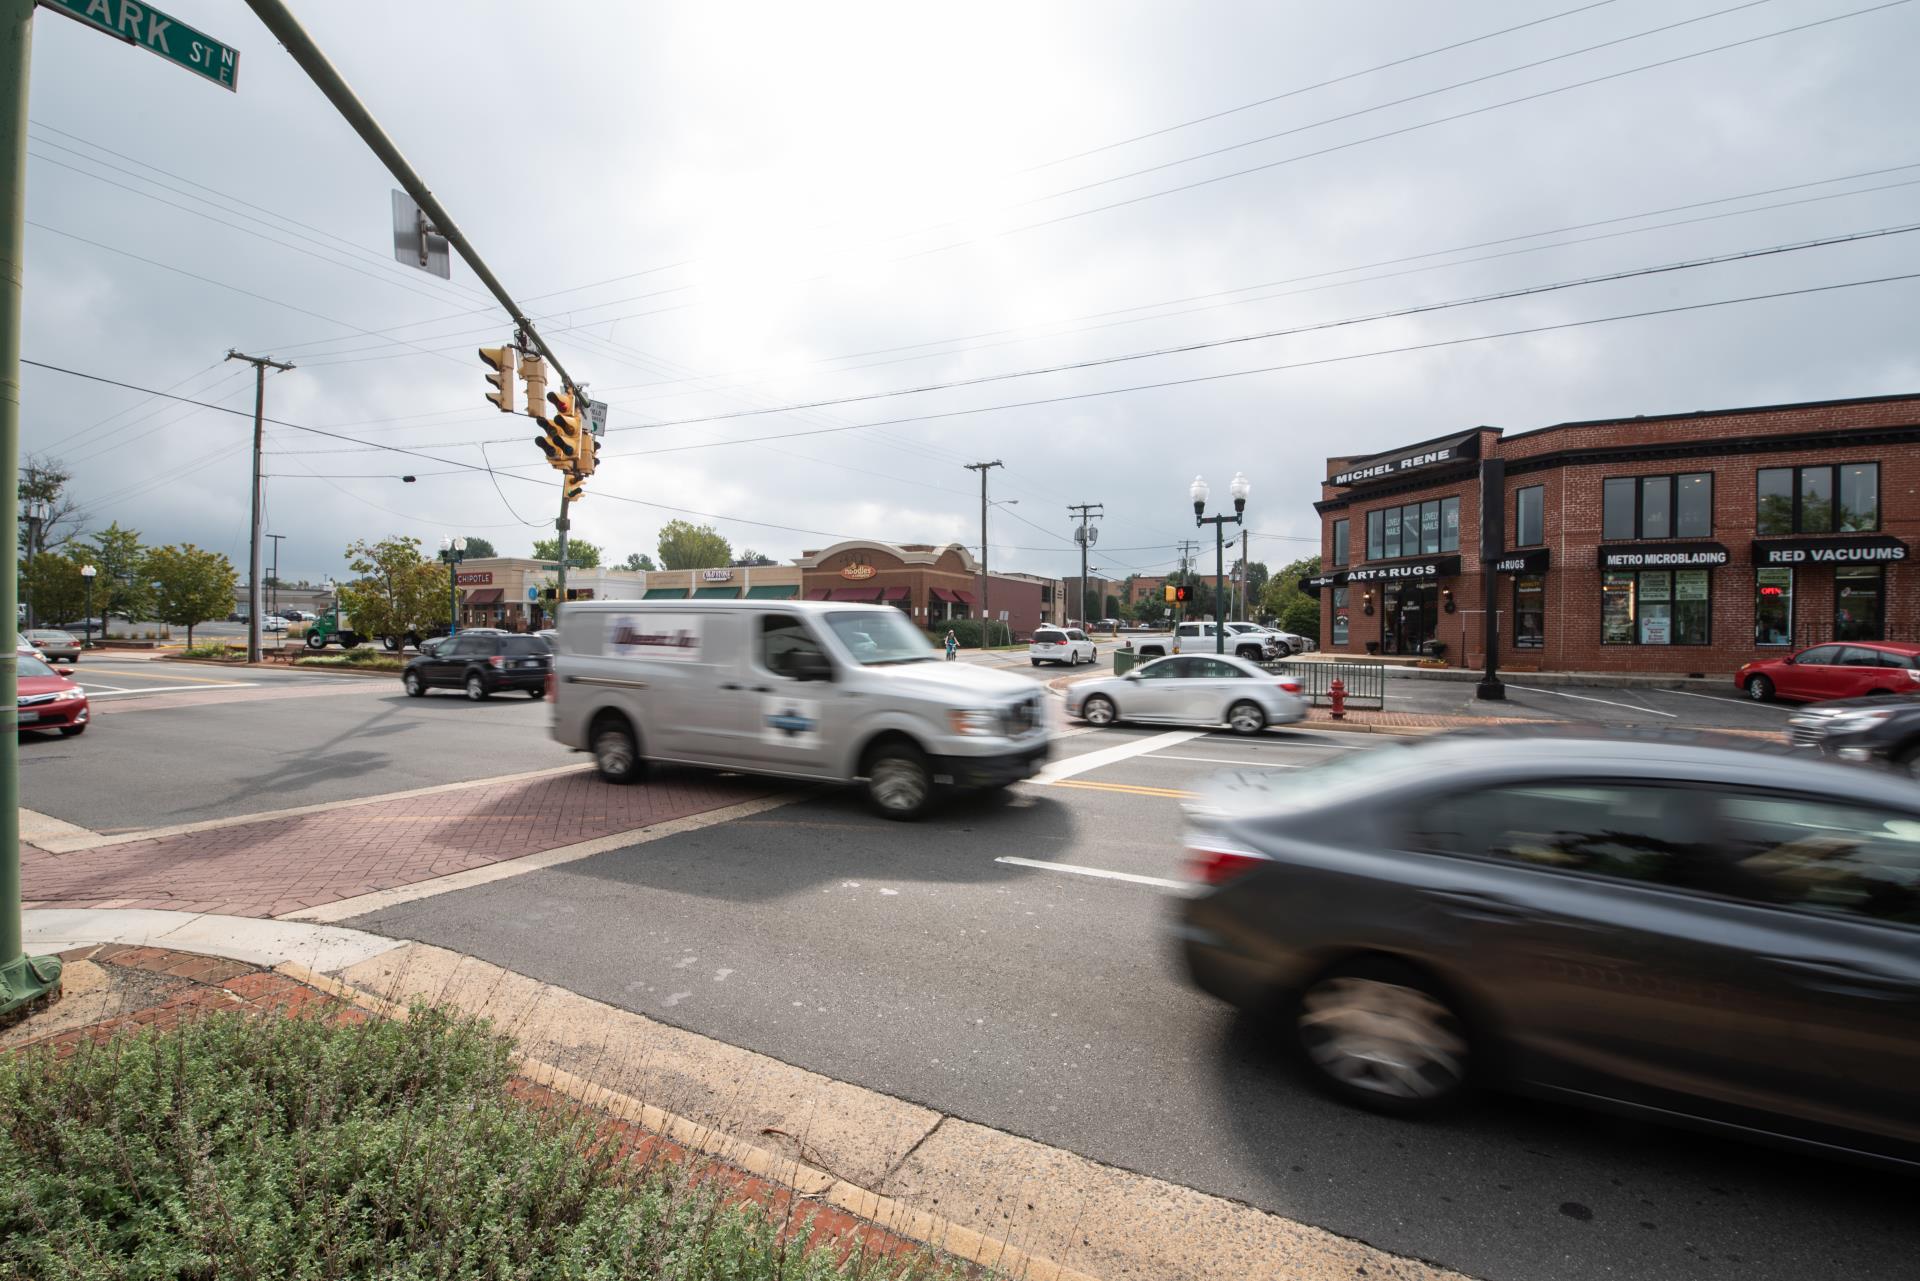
[1308, 393, 1919, 673]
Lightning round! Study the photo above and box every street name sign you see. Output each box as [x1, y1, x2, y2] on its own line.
[39, 0, 240, 91]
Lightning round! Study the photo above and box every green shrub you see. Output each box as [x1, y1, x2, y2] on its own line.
[924, 619, 1020, 648]
[0, 1005, 950, 1280]
[180, 641, 242, 660]
[295, 647, 403, 671]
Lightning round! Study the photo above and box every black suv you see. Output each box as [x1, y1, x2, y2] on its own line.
[402, 632, 551, 700]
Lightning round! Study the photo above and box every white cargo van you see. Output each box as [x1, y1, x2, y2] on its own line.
[551, 600, 1051, 819]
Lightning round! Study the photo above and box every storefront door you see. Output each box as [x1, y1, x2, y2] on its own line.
[1384, 583, 1439, 655]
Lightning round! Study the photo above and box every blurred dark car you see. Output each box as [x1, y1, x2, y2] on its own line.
[1788, 696, 1920, 777]
[1175, 731, 1920, 1168]
[1736, 641, 1920, 703]
[402, 632, 550, 700]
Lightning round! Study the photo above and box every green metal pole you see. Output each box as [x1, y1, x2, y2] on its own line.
[0, 0, 60, 1017]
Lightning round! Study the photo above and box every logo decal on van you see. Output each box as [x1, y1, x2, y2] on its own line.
[607, 613, 703, 661]
[761, 695, 821, 748]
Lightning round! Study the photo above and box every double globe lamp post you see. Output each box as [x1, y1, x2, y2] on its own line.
[1190, 472, 1250, 654]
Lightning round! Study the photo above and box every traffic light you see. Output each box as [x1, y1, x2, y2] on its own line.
[479, 346, 515, 413]
[536, 390, 582, 470]
[573, 423, 597, 479]
[1163, 584, 1176, 603]
[565, 476, 586, 503]
[520, 353, 548, 413]
[1172, 584, 1192, 603]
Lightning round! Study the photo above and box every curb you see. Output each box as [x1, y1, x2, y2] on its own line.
[164, 655, 403, 678]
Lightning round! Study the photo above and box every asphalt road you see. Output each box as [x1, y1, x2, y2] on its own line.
[347, 725, 1914, 1281]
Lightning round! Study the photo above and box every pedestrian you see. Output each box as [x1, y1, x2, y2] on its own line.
[944, 628, 958, 661]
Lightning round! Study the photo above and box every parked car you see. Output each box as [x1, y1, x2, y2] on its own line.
[403, 633, 551, 700]
[1226, 621, 1306, 657]
[1029, 626, 1096, 666]
[552, 600, 1051, 820]
[1139, 621, 1282, 662]
[23, 629, 81, 662]
[1787, 695, 1920, 776]
[279, 609, 308, 622]
[1065, 653, 1305, 735]
[261, 615, 289, 633]
[1175, 730, 1920, 1167]
[1736, 641, 1920, 703]
[227, 607, 249, 623]
[15, 651, 89, 737]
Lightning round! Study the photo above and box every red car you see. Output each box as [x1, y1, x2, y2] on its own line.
[17, 651, 89, 736]
[1736, 640, 1920, 704]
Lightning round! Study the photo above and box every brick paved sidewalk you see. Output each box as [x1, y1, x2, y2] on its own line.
[25, 767, 790, 919]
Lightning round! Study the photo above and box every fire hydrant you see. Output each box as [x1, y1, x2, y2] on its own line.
[1329, 677, 1347, 720]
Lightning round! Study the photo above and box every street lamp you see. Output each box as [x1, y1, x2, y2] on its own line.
[1191, 471, 1250, 654]
[79, 564, 96, 647]
[438, 537, 467, 637]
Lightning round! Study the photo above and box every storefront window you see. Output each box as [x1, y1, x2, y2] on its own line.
[1366, 510, 1384, 560]
[1420, 501, 1440, 554]
[1332, 587, 1349, 646]
[1602, 478, 1636, 540]
[1755, 568, 1793, 647]
[1638, 571, 1672, 645]
[1836, 567, 1884, 641]
[1757, 463, 1877, 533]
[1602, 569, 1711, 645]
[1514, 574, 1544, 649]
[1800, 467, 1834, 533]
[1384, 507, 1402, 559]
[1673, 569, 1710, 645]
[1641, 477, 1672, 539]
[1756, 468, 1794, 534]
[1441, 496, 1460, 551]
[1601, 573, 1635, 645]
[1332, 519, 1349, 567]
[1515, 486, 1543, 547]
[1839, 463, 1879, 531]
[1675, 473, 1712, 537]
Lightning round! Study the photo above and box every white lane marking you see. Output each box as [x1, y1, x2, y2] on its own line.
[1146, 753, 1303, 768]
[85, 685, 257, 699]
[1031, 729, 1201, 783]
[75, 683, 136, 694]
[1664, 687, 1794, 713]
[995, 856, 1185, 891]
[1505, 685, 1678, 718]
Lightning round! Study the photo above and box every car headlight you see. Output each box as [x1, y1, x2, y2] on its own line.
[54, 688, 85, 702]
[1826, 708, 1898, 729]
[948, 709, 998, 736]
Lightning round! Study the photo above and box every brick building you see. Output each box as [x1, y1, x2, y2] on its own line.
[792, 540, 1054, 639]
[1309, 393, 1919, 674]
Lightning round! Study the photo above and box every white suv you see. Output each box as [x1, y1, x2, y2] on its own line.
[1030, 626, 1097, 666]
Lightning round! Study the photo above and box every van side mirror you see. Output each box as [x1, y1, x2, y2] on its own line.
[792, 650, 834, 682]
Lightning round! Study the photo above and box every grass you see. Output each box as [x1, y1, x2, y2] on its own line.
[179, 641, 244, 661]
[295, 646, 404, 671]
[0, 1005, 950, 1280]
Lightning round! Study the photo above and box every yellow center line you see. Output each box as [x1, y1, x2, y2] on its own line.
[1046, 778, 1194, 799]
[78, 667, 250, 685]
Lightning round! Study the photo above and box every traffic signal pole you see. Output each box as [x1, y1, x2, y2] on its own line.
[0, 0, 60, 1017]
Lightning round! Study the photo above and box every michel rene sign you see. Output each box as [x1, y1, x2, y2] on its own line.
[1327, 432, 1480, 488]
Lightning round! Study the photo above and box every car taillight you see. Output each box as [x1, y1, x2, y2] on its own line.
[1277, 680, 1302, 694]
[1185, 841, 1269, 886]
[488, 655, 504, 668]
[545, 670, 557, 699]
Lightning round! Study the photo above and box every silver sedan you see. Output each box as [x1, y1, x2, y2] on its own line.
[1064, 653, 1307, 735]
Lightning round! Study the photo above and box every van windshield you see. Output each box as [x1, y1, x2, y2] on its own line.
[825, 610, 937, 665]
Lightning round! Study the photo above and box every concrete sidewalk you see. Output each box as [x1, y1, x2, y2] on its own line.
[19, 907, 1469, 1281]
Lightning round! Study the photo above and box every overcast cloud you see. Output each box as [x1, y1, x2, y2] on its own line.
[18, 0, 1920, 585]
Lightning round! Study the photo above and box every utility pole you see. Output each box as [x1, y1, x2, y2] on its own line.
[965, 461, 1003, 646]
[1068, 502, 1103, 627]
[227, 350, 293, 663]
[266, 533, 285, 619]
[1240, 528, 1250, 620]
[1, 0, 60, 1016]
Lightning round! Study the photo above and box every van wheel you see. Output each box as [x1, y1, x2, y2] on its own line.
[1293, 958, 1473, 1117]
[1228, 700, 1267, 736]
[866, 741, 932, 820]
[592, 716, 644, 784]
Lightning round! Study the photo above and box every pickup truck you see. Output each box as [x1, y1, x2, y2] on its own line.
[1130, 621, 1294, 662]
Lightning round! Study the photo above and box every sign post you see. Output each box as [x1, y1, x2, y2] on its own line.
[1475, 458, 1506, 701]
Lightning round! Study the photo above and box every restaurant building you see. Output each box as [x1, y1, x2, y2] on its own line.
[1309, 392, 1920, 673]
[453, 559, 649, 631]
[793, 540, 1054, 638]
[637, 564, 803, 600]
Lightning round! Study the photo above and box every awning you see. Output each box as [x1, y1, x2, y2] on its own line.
[693, 586, 738, 599]
[643, 587, 688, 599]
[929, 587, 958, 603]
[1490, 547, 1551, 575]
[882, 585, 909, 601]
[805, 588, 831, 600]
[952, 589, 976, 604]
[1342, 555, 1462, 583]
[828, 585, 884, 602]
[746, 584, 798, 599]
[464, 588, 503, 604]
[1751, 535, 1909, 567]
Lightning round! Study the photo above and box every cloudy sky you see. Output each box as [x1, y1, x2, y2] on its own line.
[19, 0, 1920, 586]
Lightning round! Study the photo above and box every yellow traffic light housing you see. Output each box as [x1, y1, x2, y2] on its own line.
[535, 390, 581, 470]
[574, 424, 597, 479]
[479, 346, 516, 413]
[565, 477, 586, 503]
[520, 353, 548, 414]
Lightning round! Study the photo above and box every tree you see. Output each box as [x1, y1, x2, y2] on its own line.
[339, 536, 452, 642]
[1103, 593, 1121, 620]
[621, 551, 657, 573]
[732, 548, 776, 567]
[19, 552, 87, 627]
[657, 520, 731, 570]
[1261, 555, 1322, 637]
[1231, 558, 1270, 611]
[145, 543, 237, 647]
[19, 454, 86, 558]
[531, 536, 601, 568]
[86, 522, 149, 624]
[460, 536, 497, 559]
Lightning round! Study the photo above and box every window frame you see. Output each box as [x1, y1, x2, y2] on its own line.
[1513, 573, 1546, 649]
[1514, 485, 1544, 548]
[1331, 518, 1350, 568]
[1366, 510, 1384, 561]
[1755, 463, 1879, 535]
[1754, 567, 1794, 648]
[1599, 568, 1713, 646]
[1834, 565, 1886, 643]
[1601, 472, 1713, 540]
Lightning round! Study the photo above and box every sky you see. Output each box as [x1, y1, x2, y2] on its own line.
[18, 0, 1920, 587]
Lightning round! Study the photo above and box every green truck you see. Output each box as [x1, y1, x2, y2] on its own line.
[298, 604, 439, 652]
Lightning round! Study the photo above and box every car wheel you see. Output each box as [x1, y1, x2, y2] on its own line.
[866, 741, 933, 820]
[1031, 658, 1041, 667]
[58, 724, 85, 738]
[592, 716, 644, 784]
[1082, 694, 1118, 726]
[403, 671, 426, 698]
[306, 632, 326, 650]
[528, 686, 545, 699]
[1745, 674, 1774, 702]
[1294, 958, 1472, 1117]
[1227, 700, 1267, 736]
[465, 673, 489, 701]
